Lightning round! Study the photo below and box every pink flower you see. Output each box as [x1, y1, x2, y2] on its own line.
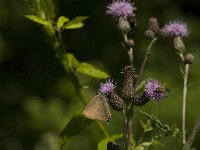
[106, 0, 136, 18]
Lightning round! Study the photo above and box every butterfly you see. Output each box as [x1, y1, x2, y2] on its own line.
[83, 93, 112, 123]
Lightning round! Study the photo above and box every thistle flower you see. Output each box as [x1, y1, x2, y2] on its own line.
[162, 21, 188, 38]
[106, 0, 136, 18]
[99, 79, 116, 95]
[145, 79, 168, 101]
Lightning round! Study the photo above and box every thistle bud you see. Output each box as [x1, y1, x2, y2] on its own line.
[121, 66, 137, 100]
[148, 17, 160, 33]
[118, 17, 131, 34]
[107, 92, 125, 112]
[184, 53, 194, 64]
[132, 92, 150, 106]
[144, 30, 155, 39]
[173, 36, 185, 53]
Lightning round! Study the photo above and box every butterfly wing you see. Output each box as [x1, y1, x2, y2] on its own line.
[83, 94, 112, 123]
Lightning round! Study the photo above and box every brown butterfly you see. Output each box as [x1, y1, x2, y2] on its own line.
[83, 93, 112, 123]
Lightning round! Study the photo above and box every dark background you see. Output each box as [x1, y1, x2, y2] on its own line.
[0, 0, 200, 149]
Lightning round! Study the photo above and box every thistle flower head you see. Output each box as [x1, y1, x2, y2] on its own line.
[145, 79, 167, 101]
[162, 21, 188, 38]
[106, 0, 136, 18]
[99, 79, 116, 95]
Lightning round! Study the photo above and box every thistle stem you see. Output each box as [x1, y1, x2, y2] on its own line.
[123, 34, 133, 65]
[182, 63, 189, 145]
[122, 105, 133, 150]
[136, 37, 157, 87]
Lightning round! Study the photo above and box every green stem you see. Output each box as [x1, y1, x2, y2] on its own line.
[122, 105, 133, 150]
[135, 37, 157, 87]
[43, 23, 109, 138]
[182, 63, 189, 145]
[28, 0, 110, 139]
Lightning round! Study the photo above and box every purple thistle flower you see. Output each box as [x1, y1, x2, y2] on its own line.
[106, 0, 136, 18]
[162, 21, 188, 38]
[99, 79, 116, 95]
[145, 79, 167, 101]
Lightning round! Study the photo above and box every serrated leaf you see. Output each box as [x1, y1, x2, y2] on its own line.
[140, 110, 180, 138]
[77, 62, 109, 79]
[59, 110, 91, 148]
[63, 16, 88, 30]
[25, 15, 51, 26]
[98, 134, 122, 150]
[57, 16, 69, 29]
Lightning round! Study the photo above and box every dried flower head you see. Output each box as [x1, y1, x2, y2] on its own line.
[145, 79, 168, 101]
[99, 79, 116, 95]
[106, 0, 136, 18]
[162, 21, 188, 38]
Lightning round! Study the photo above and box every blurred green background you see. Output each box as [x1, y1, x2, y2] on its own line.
[0, 0, 200, 150]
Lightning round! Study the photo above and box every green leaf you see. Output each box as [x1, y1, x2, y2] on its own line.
[66, 53, 80, 69]
[136, 139, 162, 150]
[98, 134, 122, 150]
[40, 0, 55, 19]
[77, 62, 109, 79]
[57, 16, 70, 29]
[25, 15, 51, 26]
[140, 110, 180, 138]
[63, 16, 88, 30]
[65, 22, 84, 29]
[59, 110, 91, 148]
[140, 120, 153, 133]
[131, 137, 136, 150]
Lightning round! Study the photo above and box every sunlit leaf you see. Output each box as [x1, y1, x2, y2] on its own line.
[77, 62, 109, 79]
[63, 16, 88, 30]
[98, 134, 122, 150]
[66, 53, 80, 68]
[59, 110, 91, 149]
[65, 22, 84, 29]
[57, 16, 69, 29]
[25, 15, 51, 26]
